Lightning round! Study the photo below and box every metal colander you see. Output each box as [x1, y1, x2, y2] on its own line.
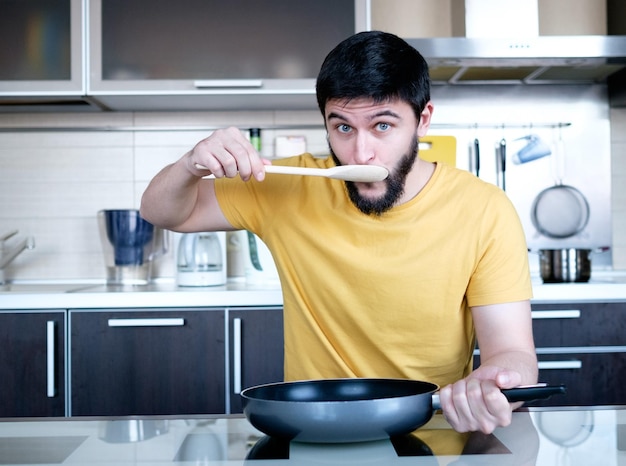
[531, 184, 590, 239]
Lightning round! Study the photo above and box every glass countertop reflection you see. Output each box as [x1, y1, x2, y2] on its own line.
[0, 407, 624, 465]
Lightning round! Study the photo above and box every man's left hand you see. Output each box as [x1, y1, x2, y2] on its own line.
[438, 366, 522, 434]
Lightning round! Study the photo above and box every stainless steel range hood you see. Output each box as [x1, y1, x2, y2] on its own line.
[404, 35, 626, 85]
[401, 0, 626, 89]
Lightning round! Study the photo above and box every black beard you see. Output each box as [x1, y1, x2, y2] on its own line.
[330, 136, 419, 216]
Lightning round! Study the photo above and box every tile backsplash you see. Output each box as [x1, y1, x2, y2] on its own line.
[0, 110, 329, 282]
[1, 94, 625, 283]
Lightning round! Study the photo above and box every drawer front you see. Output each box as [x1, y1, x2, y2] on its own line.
[531, 302, 626, 347]
[473, 350, 626, 407]
[530, 352, 626, 407]
[70, 309, 225, 416]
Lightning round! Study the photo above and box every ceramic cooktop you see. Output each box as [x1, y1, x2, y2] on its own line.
[0, 408, 624, 465]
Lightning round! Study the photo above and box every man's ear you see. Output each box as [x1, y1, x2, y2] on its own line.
[417, 101, 434, 137]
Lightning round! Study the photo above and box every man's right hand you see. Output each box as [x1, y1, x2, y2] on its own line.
[186, 126, 269, 182]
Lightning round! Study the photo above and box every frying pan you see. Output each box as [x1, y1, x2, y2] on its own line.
[240, 378, 566, 443]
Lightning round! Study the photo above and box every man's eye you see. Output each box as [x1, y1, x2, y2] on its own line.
[377, 122, 390, 131]
[337, 124, 351, 133]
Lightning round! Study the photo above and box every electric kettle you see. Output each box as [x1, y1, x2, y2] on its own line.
[177, 232, 226, 286]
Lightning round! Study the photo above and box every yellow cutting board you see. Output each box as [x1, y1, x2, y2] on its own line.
[419, 135, 457, 167]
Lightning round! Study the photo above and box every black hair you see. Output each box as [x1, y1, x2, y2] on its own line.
[316, 30, 431, 120]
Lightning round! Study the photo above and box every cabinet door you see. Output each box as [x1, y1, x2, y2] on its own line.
[0, 0, 84, 93]
[228, 307, 284, 413]
[531, 352, 626, 407]
[87, 0, 367, 110]
[92, 0, 359, 82]
[529, 301, 626, 406]
[532, 302, 626, 347]
[0, 311, 65, 417]
[70, 309, 225, 416]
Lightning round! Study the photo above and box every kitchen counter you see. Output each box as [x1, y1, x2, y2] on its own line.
[1, 271, 625, 310]
[0, 280, 284, 310]
[0, 407, 624, 465]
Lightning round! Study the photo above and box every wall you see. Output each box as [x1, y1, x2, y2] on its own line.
[0, 85, 623, 282]
[371, 0, 607, 37]
[0, 110, 328, 282]
[610, 106, 626, 269]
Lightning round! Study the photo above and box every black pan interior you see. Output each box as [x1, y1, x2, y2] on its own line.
[243, 378, 438, 402]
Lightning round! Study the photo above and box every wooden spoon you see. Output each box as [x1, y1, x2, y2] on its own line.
[195, 163, 388, 182]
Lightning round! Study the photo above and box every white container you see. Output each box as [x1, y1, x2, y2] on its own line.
[177, 232, 227, 287]
[229, 231, 280, 285]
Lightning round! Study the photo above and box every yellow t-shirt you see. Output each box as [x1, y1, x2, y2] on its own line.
[215, 154, 532, 387]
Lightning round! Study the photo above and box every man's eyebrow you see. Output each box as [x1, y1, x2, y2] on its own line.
[327, 112, 346, 121]
[327, 110, 401, 121]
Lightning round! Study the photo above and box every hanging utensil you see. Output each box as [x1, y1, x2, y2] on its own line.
[512, 134, 552, 164]
[499, 138, 507, 191]
[468, 138, 480, 177]
[531, 185, 590, 238]
[195, 163, 388, 182]
[495, 143, 502, 188]
[530, 130, 590, 239]
[474, 138, 480, 177]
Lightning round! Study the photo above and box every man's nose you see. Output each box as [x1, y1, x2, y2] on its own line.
[353, 133, 375, 164]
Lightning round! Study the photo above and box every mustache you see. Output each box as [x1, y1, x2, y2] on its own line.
[328, 136, 419, 216]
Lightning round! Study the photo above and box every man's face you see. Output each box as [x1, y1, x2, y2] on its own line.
[324, 97, 430, 216]
[330, 136, 418, 216]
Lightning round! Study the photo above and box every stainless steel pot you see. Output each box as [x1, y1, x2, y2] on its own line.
[538, 248, 608, 283]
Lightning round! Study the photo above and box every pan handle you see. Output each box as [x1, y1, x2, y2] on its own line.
[432, 383, 566, 410]
[501, 383, 566, 402]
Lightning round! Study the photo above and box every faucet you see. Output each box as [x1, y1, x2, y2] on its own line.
[0, 230, 35, 284]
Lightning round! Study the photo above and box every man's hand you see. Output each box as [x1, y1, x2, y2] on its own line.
[187, 126, 269, 182]
[438, 366, 522, 434]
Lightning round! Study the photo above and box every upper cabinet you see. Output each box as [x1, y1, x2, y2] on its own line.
[0, 0, 93, 110]
[87, 0, 369, 111]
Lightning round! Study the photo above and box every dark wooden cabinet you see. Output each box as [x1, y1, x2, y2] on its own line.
[0, 311, 65, 417]
[529, 301, 626, 407]
[473, 301, 626, 407]
[531, 352, 626, 406]
[69, 308, 225, 416]
[228, 307, 284, 413]
[531, 302, 626, 347]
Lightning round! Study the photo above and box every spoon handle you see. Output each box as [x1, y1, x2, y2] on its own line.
[264, 165, 326, 177]
[195, 163, 327, 178]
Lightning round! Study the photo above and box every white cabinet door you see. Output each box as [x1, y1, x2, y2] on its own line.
[87, 0, 368, 110]
[0, 0, 85, 97]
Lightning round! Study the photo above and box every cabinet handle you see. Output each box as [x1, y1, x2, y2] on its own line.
[531, 310, 581, 319]
[538, 360, 582, 370]
[193, 79, 264, 89]
[46, 321, 56, 398]
[233, 318, 242, 395]
[107, 318, 185, 327]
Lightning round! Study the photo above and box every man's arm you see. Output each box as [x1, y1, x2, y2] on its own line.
[438, 300, 538, 434]
[140, 127, 268, 232]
